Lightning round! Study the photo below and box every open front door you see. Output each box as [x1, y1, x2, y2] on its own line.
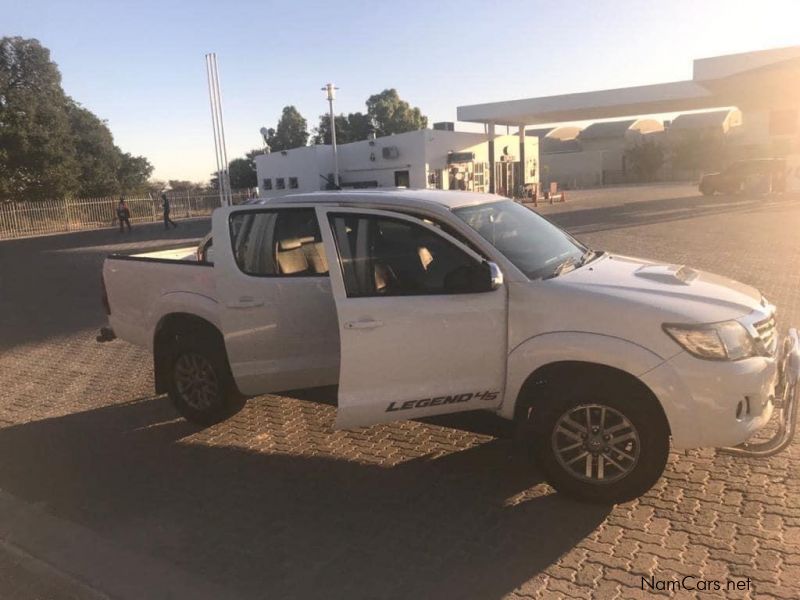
[317, 206, 508, 429]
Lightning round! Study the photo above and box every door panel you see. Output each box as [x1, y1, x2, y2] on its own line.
[317, 207, 507, 429]
[214, 206, 339, 395]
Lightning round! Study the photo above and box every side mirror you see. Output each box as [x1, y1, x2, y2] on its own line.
[444, 261, 503, 293]
[488, 261, 503, 290]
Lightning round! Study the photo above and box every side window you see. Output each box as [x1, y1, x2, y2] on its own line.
[329, 213, 481, 297]
[273, 209, 328, 275]
[229, 209, 328, 276]
[276, 178, 286, 190]
[262, 178, 272, 191]
[289, 177, 299, 189]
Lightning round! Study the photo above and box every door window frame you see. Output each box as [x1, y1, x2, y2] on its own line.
[324, 208, 492, 299]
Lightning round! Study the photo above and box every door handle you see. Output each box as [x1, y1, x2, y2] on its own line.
[227, 296, 264, 309]
[344, 319, 384, 330]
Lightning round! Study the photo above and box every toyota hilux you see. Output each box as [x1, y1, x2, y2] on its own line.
[100, 190, 799, 503]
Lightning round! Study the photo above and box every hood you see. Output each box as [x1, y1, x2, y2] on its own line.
[556, 254, 763, 323]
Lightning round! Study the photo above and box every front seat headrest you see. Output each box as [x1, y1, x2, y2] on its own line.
[279, 238, 302, 250]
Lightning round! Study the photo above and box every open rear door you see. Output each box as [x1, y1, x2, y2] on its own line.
[316, 206, 507, 429]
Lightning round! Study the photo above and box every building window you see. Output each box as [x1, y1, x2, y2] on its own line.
[394, 170, 410, 187]
[276, 178, 286, 190]
[262, 178, 272, 191]
[289, 177, 299, 189]
[428, 169, 443, 189]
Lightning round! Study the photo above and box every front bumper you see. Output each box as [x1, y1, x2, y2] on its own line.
[641, 328, 799, 452]
[719, 328, 800, 457]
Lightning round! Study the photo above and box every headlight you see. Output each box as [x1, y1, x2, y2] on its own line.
[663, 321, 756, 361]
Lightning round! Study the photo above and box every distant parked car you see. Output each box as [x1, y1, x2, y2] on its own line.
[699, 158, 786, 196]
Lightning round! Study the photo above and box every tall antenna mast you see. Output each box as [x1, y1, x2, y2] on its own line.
[205, 53, 232, 207]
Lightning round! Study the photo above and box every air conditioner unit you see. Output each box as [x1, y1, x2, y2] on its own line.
[382, 146, 400, 160]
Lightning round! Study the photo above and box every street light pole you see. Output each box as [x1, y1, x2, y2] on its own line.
[322, 83, 339, 188]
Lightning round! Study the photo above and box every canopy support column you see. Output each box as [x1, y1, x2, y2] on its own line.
[518, 125, 526, 198]
[488, 122, 496, 194]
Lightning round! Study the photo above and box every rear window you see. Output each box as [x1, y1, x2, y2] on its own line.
[229, 209, 328, 277]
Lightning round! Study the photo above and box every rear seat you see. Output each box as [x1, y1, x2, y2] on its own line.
[294, 235, 328, 274]
[276, 237, 329, 275]
[276, 238, 309, 274]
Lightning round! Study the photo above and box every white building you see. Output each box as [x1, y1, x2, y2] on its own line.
[254, 128, 539, 199]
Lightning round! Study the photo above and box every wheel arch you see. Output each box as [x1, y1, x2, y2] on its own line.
[512, 360, 669, 435]
[502, 332, 671, 426]
[153, 312, 232, 394]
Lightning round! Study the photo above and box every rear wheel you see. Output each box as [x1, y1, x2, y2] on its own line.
[529, 379, 669, 504]
[167, 333, 243, 425]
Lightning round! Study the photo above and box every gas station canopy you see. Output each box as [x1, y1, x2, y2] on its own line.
[457, 46, 800, 127]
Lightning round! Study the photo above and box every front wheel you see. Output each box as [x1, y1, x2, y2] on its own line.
[529, 381, 669, 504]
[167, 335, 243, 426]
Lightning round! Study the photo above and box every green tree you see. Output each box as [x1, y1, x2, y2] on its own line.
[0, 37, 78, 201]
[67, 100, 121, 196]
[228, 157, 257, 189]
[164, 179, 208, 194]
[116, 150, 153, 193]
[625, 139, 664, 182]
[366, 89, 427, 136]
[313, 111, 374, 145]
[0, 36, 153, 201]
[265, 106, 309, 151]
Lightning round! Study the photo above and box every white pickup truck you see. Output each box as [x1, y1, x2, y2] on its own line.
[101, 189, 799, 503]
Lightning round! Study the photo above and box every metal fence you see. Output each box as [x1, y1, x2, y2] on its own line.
[0, 191, 253, 240]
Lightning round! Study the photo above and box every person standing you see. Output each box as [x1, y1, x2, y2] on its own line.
[117, 197, 132, 233]
[161, 193, 178, 230]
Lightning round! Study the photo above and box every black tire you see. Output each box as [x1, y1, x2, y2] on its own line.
[528, 377, 669, 504]
[699, 183, 714, 196]
[166, 332, 244, 426]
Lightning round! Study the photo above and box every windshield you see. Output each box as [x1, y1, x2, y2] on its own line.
[453, 200, 587, 279]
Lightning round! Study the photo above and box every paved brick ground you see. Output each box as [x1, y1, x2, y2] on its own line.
[0, 187, 799, 599]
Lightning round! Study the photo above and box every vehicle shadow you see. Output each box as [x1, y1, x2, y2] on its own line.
[0, 396, 609, 599]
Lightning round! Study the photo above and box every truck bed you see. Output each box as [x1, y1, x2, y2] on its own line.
[103, 249, 216, 348]
[133, 246, 198, 261]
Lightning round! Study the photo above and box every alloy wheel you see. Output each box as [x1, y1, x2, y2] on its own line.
[551, 403, 640, 484]
[174, 353, 219, 411]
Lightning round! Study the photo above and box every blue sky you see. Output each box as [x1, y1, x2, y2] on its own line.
[3, 0, 799, 181]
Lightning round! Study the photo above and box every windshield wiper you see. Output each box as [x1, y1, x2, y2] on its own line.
[544, 249, 601, 280]
[545, 257, 578, 279]
[578, 248, 600, 267]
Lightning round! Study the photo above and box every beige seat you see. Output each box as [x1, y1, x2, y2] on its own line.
[276, 238, 309, 274]
[303, 241, 329, 274]
[417, 246, 434, 271]
[374, 262, 397, 294]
